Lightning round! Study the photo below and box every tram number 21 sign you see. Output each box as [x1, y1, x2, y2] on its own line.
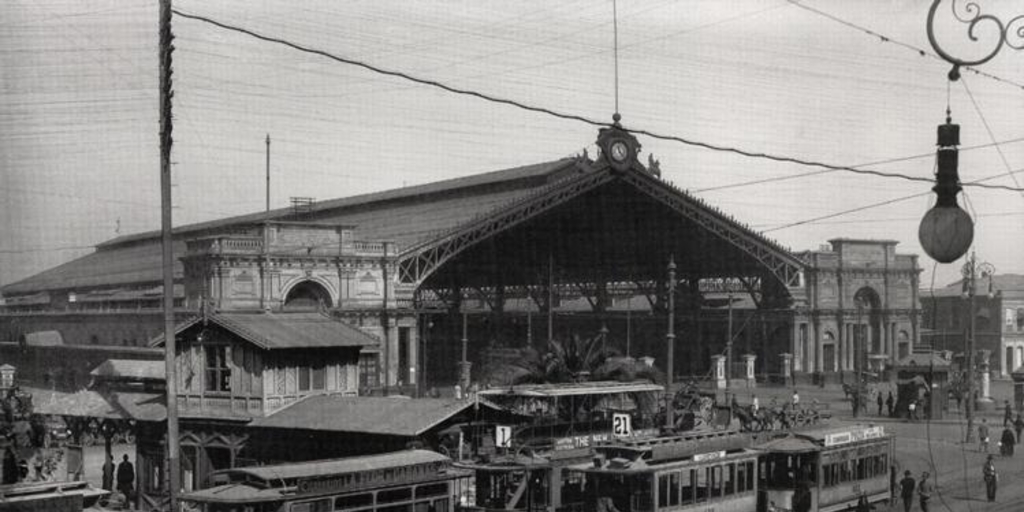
[612, 413, 632, 437]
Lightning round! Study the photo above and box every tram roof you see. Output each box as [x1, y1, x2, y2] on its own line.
[477, 380, 663, 398]
[181, 483, 287, 504]
[222, 449, 449, 485]
[757, 424, 888, 453]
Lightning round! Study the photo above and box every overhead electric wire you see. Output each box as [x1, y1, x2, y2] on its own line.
[695, 136, 1024, 193]
[787, 0, 1024, 92]
[763, 165, 1024, 232]
[960, 78, 1024, 200]
[170, 9, 1024, 194]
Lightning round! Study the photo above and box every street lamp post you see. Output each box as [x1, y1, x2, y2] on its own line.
[962, 251, 995, 443]
[853, 298, 866, 418]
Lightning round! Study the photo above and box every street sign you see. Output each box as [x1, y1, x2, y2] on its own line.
[495, 425, 512, 448]
[612, 413, 632, 437]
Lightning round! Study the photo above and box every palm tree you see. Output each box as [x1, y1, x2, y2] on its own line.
[484, 331, 663, 387]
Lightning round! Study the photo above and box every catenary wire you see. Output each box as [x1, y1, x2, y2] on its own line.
[170, 9, 1024, 194]
[787, 0, 1024, 92]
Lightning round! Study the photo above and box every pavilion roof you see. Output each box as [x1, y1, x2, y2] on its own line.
[249, 394, 501, 436]
[149, 311, 378, 351]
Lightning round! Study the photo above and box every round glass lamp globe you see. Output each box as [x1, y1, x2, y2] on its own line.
[918, 206, 974, 263]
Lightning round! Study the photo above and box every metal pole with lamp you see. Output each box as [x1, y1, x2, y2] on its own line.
[962, 252, 995, 443]
[664, 256, 676, 430]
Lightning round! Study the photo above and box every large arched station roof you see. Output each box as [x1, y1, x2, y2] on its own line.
[3, 129, 807, 303]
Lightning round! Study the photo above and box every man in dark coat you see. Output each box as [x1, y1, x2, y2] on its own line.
[116, 454, 135, 509]
[1004, 400, 1013, 427]
[918, 471, 933, 512]
[886, 391, 895, 417]
[899, 470, 915, 512]
[1015, 413, 1024, 442]
[1000, 427, 1015, 457]
[877, 392, 884, 416]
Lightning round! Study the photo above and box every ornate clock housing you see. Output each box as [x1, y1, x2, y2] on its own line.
[596, 121, 640, 173]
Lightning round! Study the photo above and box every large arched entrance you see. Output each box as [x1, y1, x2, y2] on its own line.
[852, 286, 882, 370]
[283, 280, 332, 310]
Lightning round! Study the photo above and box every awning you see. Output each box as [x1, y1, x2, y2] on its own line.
[24, 386, 166, 422]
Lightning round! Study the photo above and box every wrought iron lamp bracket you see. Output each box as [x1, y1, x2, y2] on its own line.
[926, 0, 1024, 80]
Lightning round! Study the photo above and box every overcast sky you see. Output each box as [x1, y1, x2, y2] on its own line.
[2, 0, 1023, 290]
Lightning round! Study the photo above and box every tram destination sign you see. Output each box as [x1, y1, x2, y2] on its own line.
[693, 450, 726, 462]
[823, 426, 884, 447]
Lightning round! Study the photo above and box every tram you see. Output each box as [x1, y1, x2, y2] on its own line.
[755, 424, 893, 512]
[453, 381, 664, 512]
[179, 449, 468, 512]
[564, 430, 758, 512]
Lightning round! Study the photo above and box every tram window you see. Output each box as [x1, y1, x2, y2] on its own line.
[737, 463, 747, 493]
[680, 469, 694, 503]
[416, 483, 449, 498]
[724, 463, 735, 495]
[709, 466, 723, 498]
[378, 488, 413, 504]
[335, 493, 373, 510]
[744, 461, 754, 491]
[291, 499, 330, 512]
[695, 468, 708, 502]
[657, 472, 680, 507]
[658, 474, 669, 507]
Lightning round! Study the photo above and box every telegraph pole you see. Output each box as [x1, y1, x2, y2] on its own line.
[664, 256, 676, 430]
[158, 0, 180, 509]
[726, 290, 733, 399]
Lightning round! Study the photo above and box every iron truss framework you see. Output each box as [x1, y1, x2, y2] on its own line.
[397, 162, 807, 293]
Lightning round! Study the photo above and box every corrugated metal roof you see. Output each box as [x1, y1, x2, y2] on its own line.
[477, 380, 663, 398]
[150, 312, 378, 350]
[249, 394, 487, 436]
[2, 160, 575, 295]
[226, 449, 448, 483]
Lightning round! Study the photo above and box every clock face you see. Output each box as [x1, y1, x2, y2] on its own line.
[610, 141, 629, 162]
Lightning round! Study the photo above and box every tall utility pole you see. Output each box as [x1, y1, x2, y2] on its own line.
[664, 256, 676, 430]
[158, 0, 180, 509]
[962, 251, 995, 443]
[260, 134, 271, 311]
[726, 291, 733, 398]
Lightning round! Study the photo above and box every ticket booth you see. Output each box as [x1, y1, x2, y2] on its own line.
[894, 351, 951, 420]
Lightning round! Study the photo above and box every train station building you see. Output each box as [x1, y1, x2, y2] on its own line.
[1, 124, 923, 391]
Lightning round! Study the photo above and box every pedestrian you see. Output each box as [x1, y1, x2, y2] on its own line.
[792, 389, 800, 407]
[983, 454, 998, 502]
[955, 392, 962, 411]
[1015, 413, 1024, 442]
[886, 391, 895, 417]
[752, 395, 759, 413]
[979, 418, 990, 453]
[1004, 400, 1013, 427]
[899, 470, 915, 512]
[101, 454, 114, 491]
[1000, 427, 1015, 457]
[116, 454, 135, 510]
[918, 471, 932, 512]
[877, 392, 884, 416]
[792, 479, 812, 512]
[908, 400, 916, 422]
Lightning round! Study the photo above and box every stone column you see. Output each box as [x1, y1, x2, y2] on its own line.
[780, 353, 793, 385]
[712, 355, 727, 389]
[743, 354, 757, 388]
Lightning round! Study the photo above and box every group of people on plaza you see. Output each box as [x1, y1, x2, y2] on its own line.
[101, 453, 136, 509]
